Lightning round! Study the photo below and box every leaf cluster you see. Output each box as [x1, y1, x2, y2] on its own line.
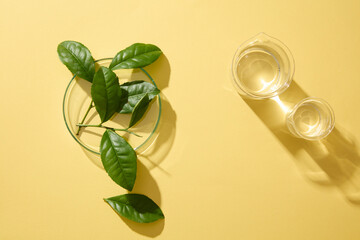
[58, 41, 164, 223]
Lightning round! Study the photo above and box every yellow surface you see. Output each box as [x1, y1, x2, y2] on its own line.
[1, 0, 360, 239]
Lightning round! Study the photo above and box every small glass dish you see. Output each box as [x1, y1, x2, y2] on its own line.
[231, 33, 295, 99]
[286, 97, 335, 140]
[62, 58, 161, 155]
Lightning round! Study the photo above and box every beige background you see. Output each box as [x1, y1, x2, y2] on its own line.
[1, 0, 360, 239]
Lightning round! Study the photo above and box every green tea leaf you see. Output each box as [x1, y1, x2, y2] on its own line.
[91, 67, 122, 123]
[104, 194, 164, 223]
[100, 130, 137, 191]
[57, 41, 95, 82]
[119, 81, 160, 113]
[129, 94, 150, 128]
[109, 43, 162, 70]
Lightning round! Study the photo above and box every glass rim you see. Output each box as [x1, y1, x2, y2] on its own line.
[62, 58, 162, 155]
[287, 97, 335, 140]
[231, 32, 295, 99]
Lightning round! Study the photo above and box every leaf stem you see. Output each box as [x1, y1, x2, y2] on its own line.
[76, 124, 142, 137]
[77, 124, 102, 128]
[76, 100, 94, 135]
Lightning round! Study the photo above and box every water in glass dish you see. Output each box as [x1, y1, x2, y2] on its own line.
[292, 103, 327, 138]
[236, 48, 281, 95]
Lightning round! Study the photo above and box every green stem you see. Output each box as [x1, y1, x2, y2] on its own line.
[77, 124, 101, 128]
[76, 100, 94, 135]
[76, 124, 142, 138]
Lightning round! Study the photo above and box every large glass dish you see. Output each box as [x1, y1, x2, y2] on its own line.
[63, 58, 161, 155]
[231, 33, 295, 99]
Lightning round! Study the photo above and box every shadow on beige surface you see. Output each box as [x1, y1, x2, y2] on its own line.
[121, 161, 165, 237]
[243, 80, 360, 204]
[134, 54, 175, 171]
[138, 96, 176, 174]
[145, 54, 171, 90]
[121, 217, 165, 238]
[102, 161, 164, 237]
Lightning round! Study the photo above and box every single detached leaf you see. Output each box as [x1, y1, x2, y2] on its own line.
[100, 130, 137, 191]
[57, 41, 95, 82]
[119, 81, 160, 113]
[109, 43, 162, 70]
[104, 194, 164, 223]
[91, 67, 122, 123]
[129, 94, 150, 128]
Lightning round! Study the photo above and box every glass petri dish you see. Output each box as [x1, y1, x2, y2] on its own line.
[231, 33, 295, 99]
[63, 58, 161, 155]
[286, 97, 335, 140]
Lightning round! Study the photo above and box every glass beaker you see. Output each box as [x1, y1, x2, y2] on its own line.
[231, 33, 295, 99]
[286, 97, 335, 140]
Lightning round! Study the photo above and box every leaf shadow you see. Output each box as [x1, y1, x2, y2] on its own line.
[137, 96, 177, 172]
[119, 216, 165, 238]
[144, 54, 171, 90]
[242, 80, 360, 204]
[121, 161, 165, 237]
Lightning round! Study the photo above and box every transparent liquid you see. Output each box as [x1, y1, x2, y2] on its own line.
[236, 48, 280, 95]
[291, 103, 328, 138]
